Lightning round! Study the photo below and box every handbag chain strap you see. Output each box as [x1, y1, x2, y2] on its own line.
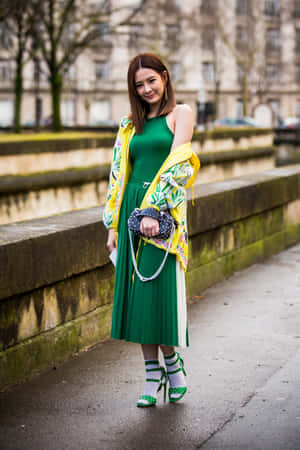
[128, 223, 175, 282]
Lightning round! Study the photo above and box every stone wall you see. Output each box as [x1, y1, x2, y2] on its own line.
[0, 131, 275, 225]
[1, 164, 300, 391]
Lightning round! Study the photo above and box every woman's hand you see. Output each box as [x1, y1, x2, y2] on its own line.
[106, 228, 117, 252]
[140, 216, 159, 237]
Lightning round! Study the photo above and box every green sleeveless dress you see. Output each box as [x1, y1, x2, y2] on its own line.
[110, 114, 189, 347]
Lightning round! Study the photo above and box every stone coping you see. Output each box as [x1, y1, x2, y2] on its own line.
[0, 136, 116, 156]
[0, 147, 274, 194]
[0, 129, 272, 156]
[1, 164, 300, 301]
[198, 146, 275, 165]
[0, 165, 110, 194]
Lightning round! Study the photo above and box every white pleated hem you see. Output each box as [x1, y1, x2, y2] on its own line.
[176, 259, 188, 347]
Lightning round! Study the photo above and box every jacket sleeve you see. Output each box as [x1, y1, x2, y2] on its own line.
[102, 123, 123, 229]
[145, 160, 194, 211]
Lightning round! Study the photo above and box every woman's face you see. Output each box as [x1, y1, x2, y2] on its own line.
[134, 67, 166, 107]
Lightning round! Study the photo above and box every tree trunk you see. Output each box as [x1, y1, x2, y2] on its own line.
[13, 55, 23, 133]
[242, 73, 249, 117]
[50, 72, 63, 132]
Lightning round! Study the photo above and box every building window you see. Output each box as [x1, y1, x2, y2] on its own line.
[296, 29, 300, 55]
[236, 26, 248, 52]
[93, 22, 111, 46]
[166, 24, 180, 50]
[165, 0, 181, 12]
[294, 0, 300, 18]
[237, 65, 245, 83]
[62, 24, 75, 46]
[202, 26, 215, 51]
[128, 24, 143, 48]
[236, 0, 248, 15]
[0, 23, 13, 49]
[268, 98, 280, 118]
[295, 64, 300, 83]
[266, 63, 280, 82]
[90, 99, 110, 124]
[202, 62, 215, 82]
[200, 0, 217, 15]
[296, 100, 300, 118]
[94, 60, 110, 80]
[90, 0, 111, 14]
[33, 59, 48, 83]
[265, 28, 280, 56]
[0, 60, 13, 81]
[236, 99, 243, 118]
[169, 62, 182, 82]
[0, 100, 13, 126]
[61, 100, 75, 126]
[264, 0, 280, 16]
[63, 64, 76, 81]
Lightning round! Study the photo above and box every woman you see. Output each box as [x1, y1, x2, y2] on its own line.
[103, 53, 200, 407]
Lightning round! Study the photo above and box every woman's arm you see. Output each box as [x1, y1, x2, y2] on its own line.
[102, 121, 123, 230]
[170, 104, 194, 152]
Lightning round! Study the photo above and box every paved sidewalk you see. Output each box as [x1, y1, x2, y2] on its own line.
[1, 243, 300, 450]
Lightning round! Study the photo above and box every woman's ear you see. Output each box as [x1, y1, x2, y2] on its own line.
[162, 70, 168, 84]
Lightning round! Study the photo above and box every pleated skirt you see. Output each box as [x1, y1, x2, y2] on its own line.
[111, 175, 189, 347]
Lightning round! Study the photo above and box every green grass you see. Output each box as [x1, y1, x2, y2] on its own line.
[0, 132, 111, 143]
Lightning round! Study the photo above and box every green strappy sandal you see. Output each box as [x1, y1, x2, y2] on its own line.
[136, 362, 167, 408]
[165, 352, 187, 403]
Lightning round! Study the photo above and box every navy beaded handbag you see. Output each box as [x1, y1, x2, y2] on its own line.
[128, 207, 176, 282]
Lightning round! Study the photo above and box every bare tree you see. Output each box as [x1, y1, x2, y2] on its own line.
[215, 0, 264, 116]
[0, 0, 35, 132]
[31, 0, 148, 131]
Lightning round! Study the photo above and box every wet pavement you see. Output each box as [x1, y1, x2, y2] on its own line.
[1, 243, 300, 450]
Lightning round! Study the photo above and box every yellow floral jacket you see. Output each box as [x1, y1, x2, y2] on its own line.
[102, 115, 200, 271]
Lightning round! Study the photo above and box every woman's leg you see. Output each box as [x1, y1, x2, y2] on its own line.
[141, 343, 159, 360]
[160, 345, 175, 356]
[160, 344, 187, 401]
[137, 344, 163, 407]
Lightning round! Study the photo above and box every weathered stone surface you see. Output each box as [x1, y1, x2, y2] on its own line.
[1, 165, 300, 391]
[187, 225, 300, 297]
[0, 303, 112, 391]
[0, 207, 110, 300]
[0, 264, 114, 351]
[0, 180, 109, 225]
[188, 165, 300, 235]
[188, 206, 285, 270]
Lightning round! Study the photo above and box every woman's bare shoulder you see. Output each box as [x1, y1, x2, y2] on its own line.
[173, 104, 193, 117]
[173, 104, 193, 127]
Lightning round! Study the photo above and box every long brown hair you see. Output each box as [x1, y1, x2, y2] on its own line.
[127, 53, 176, 134]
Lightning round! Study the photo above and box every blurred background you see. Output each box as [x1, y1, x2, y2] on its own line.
[0, 0, 299, 132]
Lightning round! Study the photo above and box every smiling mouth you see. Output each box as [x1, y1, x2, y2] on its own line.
[145, 94, 155, 98]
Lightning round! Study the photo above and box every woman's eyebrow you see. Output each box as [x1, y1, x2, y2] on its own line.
[135, 76, 156, 84]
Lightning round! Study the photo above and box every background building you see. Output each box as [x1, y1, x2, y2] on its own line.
[0, 0, 299, 127]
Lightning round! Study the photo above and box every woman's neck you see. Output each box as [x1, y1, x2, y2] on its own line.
[147, 106, 160, 118]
